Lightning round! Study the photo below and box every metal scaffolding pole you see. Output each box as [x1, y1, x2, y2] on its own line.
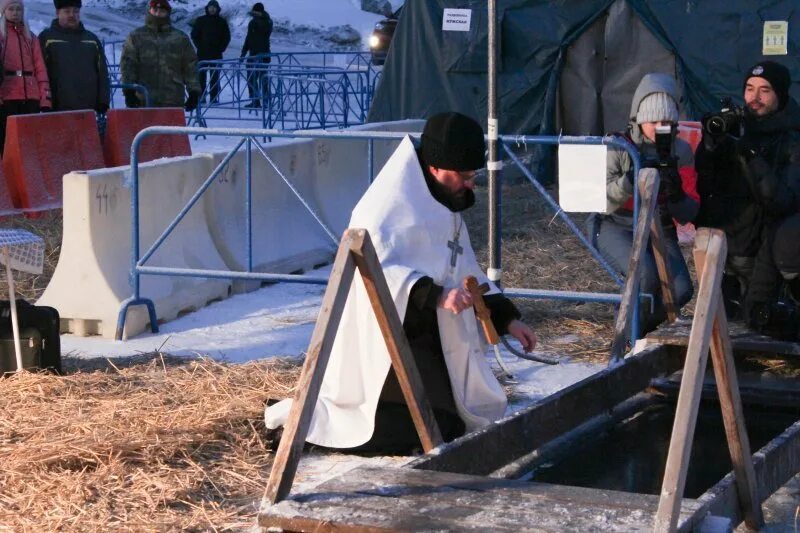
[487, 0, 501, 286]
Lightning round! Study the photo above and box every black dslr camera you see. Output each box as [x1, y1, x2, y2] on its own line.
[703, 97, 745, 137]
[641, 124, 678, 170]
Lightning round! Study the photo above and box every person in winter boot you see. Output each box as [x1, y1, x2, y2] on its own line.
[120, 0, 200, 110]
[190, 0, 230, 104]
[39, 0, 110, 113]
[240, 2, 272, 108]
[696, 61, 800, 320]
[0, 0, 51, 154]
[586, 73, 698, 334]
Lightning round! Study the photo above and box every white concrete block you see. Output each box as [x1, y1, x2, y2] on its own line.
[38, 155, 231, 339]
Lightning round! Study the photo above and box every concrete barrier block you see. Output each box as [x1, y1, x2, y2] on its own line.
[38, 155, 231, 338]
[202, 121, 425, 290]
[204, 139, 337, 289]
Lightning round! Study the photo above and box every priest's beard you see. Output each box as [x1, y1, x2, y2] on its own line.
[425, 172, 476, 212]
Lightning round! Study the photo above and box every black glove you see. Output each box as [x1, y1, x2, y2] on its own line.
[184, 90, 200, 112]
[39, 106, 51, 113]
[736, 136, 763, 162]
[95, 102, 109, 114]
[124, 89, 140, 109]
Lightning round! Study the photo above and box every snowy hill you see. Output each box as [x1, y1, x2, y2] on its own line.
[23, 0, 391, 54]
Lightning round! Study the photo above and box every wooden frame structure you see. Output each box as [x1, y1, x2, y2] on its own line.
[611, 168, 679, 363]
[259, 227, 799, 532]
[263, 228, 443, 505]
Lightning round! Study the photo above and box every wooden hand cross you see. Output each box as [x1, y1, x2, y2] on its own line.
[463, 275, 500, 345]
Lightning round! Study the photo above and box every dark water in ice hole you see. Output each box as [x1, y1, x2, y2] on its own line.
[527, 402, 799, 498]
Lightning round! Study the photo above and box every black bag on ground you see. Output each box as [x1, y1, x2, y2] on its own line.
[0, 300, 61, 373]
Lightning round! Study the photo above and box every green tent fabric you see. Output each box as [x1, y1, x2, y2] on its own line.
[368, 0, 800, 137]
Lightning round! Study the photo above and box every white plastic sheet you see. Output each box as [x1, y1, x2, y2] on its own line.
[557, 144, 608, 213]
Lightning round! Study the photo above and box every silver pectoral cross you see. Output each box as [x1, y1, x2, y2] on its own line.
[447, 237, 463, 267]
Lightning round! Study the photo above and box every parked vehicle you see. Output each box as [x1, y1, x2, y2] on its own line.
[368, 7, 401, 65]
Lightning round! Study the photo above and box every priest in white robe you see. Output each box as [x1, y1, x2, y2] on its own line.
[265, 112, 538, 454]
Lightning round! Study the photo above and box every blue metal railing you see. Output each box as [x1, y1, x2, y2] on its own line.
[102, 43, 381, 130]
[115, 127, 649, 359]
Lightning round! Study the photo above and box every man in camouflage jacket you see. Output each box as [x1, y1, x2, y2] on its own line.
[120, 0, 200, 110]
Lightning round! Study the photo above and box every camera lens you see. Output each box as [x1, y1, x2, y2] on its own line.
[705, 116, 726, 136]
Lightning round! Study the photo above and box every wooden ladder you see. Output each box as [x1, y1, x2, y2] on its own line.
[262, 228, 444, 505]
[653, 227, 763, 532]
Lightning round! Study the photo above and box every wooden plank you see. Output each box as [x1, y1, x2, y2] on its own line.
[408, 343, 683, 475]
[649, 215, 678, 322]
[681, 420, 800, 532]
[260, 465, 704, 532]
[263, 230, 358, 505]
[707, 298, 764, 529]
[654, 228, 727, 532]
[611, 168, 661, 362]
[650, 374, 800, 409]
[349, 230, 443, 452]
[646, 320, 800, 356]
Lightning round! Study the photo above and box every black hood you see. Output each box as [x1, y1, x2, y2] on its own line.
[205, 0, 220, 15]
[745, 97, 800, 135]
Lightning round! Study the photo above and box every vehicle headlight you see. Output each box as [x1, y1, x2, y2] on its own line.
[369, 35, 381, 49]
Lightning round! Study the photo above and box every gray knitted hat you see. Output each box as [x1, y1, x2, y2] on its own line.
[636, 92, 679, 124]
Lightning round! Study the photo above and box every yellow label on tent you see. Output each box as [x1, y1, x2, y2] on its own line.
[763, 21, 788, 55]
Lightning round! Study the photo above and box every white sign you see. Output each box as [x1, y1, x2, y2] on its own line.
[558, 144, 608, 213]
[442, 9, 472, 32]
[763, 21, 788, 55]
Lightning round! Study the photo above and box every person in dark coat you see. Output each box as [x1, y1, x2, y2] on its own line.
[745, 214, 800, 340]
[696, 61, 800, 320]
[190, 0, 229, 103]
[39, 0, 109, 113]
[239, 2, 272, 108]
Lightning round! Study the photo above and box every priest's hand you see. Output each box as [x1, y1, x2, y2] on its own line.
[507, 320, 537, 352]
[438, 288, 473, 314]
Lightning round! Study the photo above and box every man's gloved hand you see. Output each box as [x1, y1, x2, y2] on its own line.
[123, 89, 140, 109]
[736, 136, 764, 162]
[39, 106, 51, 112]
[95, 102, 109, 114]
[184, 90, 200, 112]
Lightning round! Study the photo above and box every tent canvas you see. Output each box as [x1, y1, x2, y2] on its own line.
[368, 0, 800, 140]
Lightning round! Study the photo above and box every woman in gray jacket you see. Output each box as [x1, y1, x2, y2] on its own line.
[586, 73, 698, 333]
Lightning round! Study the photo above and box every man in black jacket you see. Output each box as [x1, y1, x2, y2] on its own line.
[695, 61, 800, 320]
[190, 0, 230, 104]
[38, 0, 110, 113]
[240, 2, 272, 108]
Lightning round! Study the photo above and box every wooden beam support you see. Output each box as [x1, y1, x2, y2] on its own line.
[611, 168, 661, 362]
[694, 233, 763, 530]
[654, 228, 727, 531]
[649, 214, 678, 322]
[350, 230, 443, 452]
[263, 229, 443, 506]
[263, 230, 359, 505]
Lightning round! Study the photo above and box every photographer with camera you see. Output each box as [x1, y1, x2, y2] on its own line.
[588, 73, 698, 333]
[695, 61, 800, 328]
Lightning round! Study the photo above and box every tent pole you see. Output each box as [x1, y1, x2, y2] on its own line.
[487, 0, 501, 286]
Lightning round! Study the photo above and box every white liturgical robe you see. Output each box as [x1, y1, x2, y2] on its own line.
[264, 136, 507, 448]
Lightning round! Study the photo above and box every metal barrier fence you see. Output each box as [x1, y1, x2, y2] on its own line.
[103, 42, 381, 130]
[190, 59, 376, 130]
[116, 127, 647, 358]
